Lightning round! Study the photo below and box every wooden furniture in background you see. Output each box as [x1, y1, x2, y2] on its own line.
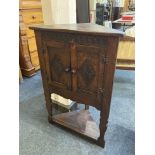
[116, 36, 135, 70]
[19, 0, 44, 76]
[112, 17, 135, 70]
[30, 23, 124, 147]
[19, 65, 23, 83]
[123, 0, 130, 12]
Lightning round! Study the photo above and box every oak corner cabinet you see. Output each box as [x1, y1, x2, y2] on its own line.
[30, 23, 124, 147]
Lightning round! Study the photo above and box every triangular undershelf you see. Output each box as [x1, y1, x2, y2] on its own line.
[52, 110, 100, 140]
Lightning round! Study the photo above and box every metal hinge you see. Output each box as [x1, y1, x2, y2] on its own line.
[98, 88, 105, 102]
[99, 88, 105, 94]
[101, 54, 108, 64]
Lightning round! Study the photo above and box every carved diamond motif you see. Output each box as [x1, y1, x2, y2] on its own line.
[79, 59, 95, 86]
[51, 56, 64, 77]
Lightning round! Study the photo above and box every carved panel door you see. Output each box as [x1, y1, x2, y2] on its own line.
[43, 40, 71, 90]
[71, 44, 105, 102]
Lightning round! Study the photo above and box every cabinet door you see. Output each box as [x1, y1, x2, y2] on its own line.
[71, 44, 105, 101]
[43, 40, 71, 90]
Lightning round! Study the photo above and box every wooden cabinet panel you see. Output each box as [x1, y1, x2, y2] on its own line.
[30, 51, 39, 68]
[21, 10, 43, 24]
[28, 37, 37, 52]
[44, 40, 71, 90]
[116, 37, 135, 70]
[20, 0, 42, 9]
[26, 28, 35, 38]
[117, 40, 135, 60]
[74, 44, 105, 100]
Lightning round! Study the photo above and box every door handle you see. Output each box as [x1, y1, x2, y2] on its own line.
[65, 68, 77, 74]
[71, 69, 76, 74]
[65, 67, 70, 72]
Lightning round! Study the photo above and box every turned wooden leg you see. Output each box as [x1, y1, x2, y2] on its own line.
[74, 102, 78, 110]
[97, 138, 105, 148]
[97, 110, 106, 148]
[85, 105, 89, 110]
[97, 102, 110, 148]
[47, 92, 54, 123]
[48, 115, 53, 123]
[45, 93, 52, 115]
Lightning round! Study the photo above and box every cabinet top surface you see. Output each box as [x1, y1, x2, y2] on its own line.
[30, 23, 124, 37]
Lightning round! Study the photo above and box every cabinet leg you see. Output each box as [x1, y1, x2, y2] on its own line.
[48, 115, 53, 124]
[97, 120, 106, 148]
[45, 93, 53, 123]
[74, 102, 78, 109]
[45, 97, 52, 115]
[85, 105, 89, 110]
[97, 138, 105, 148]
[48, 96, 54, 124]
[98, 104, 110, 148]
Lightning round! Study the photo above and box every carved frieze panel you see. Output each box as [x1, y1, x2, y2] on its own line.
[43, 32, 107, 47]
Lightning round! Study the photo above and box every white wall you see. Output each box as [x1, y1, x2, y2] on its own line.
[41, 0, 76, 25]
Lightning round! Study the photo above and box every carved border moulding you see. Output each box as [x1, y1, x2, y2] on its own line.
[43, 32, 107, 47]
[43, 32, 73, 43]
[74, 34, 107, 46]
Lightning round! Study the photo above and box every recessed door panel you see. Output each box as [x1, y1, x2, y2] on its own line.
[75, 44, 105, 99]
[44, 40, 71, 90]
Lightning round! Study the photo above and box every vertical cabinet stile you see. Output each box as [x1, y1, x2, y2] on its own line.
[70, 41, 77, 92]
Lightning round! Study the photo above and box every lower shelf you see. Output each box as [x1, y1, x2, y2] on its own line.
[52, 110, 100, 140]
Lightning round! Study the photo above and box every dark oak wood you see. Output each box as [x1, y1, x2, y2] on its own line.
[30, 23, 124, 37]
[53, 110, 99, 140]
[30, 23, 124, 148]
